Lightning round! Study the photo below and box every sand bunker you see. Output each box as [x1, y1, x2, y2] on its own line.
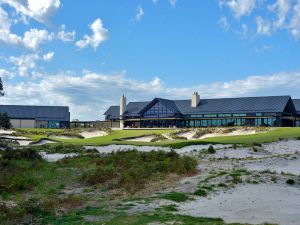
[0, 129, 14, 134]
[84, 144, 232, 154]
[49, 135, 80, 139]
[244, 157, 300, 175]
[40, 152, 78, 162]
[80, 130, 107, 138]
[124, 136, 156, 142]
[179, 184, 300, 225]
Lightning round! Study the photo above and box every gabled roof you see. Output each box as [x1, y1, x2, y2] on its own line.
[293, 99, 300, 114]
[138, 98, 181, 115]
[104, 95, 295, 118]
[0, 105, 70, 121]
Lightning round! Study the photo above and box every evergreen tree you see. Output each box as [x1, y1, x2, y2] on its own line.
[0, 77, 4, 96]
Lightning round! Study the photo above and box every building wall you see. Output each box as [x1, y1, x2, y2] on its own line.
[10, 119, 36, 128]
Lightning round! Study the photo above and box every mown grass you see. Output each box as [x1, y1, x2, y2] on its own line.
[16, 127, 300, 148]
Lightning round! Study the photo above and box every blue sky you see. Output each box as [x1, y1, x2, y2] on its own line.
[0, 0, 300, 120]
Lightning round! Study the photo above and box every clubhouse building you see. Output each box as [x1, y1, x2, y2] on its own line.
[0, 105, 70, 128]
[104, 93, 300, 128]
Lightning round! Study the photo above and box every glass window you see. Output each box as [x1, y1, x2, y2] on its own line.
[204, 114, 217, 118]
[143, 102, 174, 118]
[218, 114, 232, 117]
[232, 113, 246, 117]
[256, 113, 263, 116]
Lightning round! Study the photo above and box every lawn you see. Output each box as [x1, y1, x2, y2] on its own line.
[15, 127, 300, 147]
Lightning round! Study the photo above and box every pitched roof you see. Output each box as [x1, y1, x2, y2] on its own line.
[174, 96, 292, 114]
[103, 106, 120, 119]
[0, 105, 70, 121]
[293, 99, 300, 114]
[104, 95, 294, 118]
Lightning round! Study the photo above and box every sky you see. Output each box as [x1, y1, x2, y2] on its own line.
[0, 0, 300, 120]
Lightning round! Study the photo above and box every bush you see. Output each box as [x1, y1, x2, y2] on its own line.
[194, 189, 207, 197]
[286, 179, 295, 185]
[207, 145, 216, 154]
[0, 113, 12, 129]
[81, 150, 197, 194]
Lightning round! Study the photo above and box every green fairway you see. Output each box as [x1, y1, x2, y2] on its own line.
[18, 127, 300, 148]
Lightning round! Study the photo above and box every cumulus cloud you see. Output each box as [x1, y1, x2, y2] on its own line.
[42, 51, 54, 61]
[219, 0, 300, 40]
[8, 53, 40, 76]
[22, 28, 53, 50]
[255, 16, 272, 36]
[218, 16, 230, 31]
[221, 0, 256, 18]
[135, 6, 144, 22]
[75, 18, 108, 50]
[0, 0, 61, 24]
[57, 24, 76, 42]
[1, 70, 300, 120]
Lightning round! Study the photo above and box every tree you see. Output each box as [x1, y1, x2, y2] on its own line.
[0, 78, 11, 128]
[0, 77, 4, 96]
[0, 113, 12, 129]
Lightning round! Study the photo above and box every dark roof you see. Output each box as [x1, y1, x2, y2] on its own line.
[174, 96, 292, 114]
[293, 99, 300, 114]
[0, 105, 70, 121]
[105, 95, 295, 118]
[104, 106, 120, 119]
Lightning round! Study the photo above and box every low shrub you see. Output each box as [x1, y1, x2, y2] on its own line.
[207, 145, 216, 154]
[81, 150, 197, 194]
[286, 179, 295, 185]
[161, 192, 190, 202]
[194, 189, 207, 197]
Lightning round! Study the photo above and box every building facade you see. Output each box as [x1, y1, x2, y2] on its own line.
[104, 93, 300, 128]
[0, 105, 70, 128]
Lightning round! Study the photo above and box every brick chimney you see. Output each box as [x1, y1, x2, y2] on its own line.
[191, 92, 200, 107]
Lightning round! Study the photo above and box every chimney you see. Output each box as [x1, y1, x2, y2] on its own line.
[120, 94, 126, 117]
[191, 92, 200, 107]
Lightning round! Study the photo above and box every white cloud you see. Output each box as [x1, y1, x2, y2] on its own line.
[221, 0, 256, 18]
[42, 51, 54, 61]
[0, 68, 15, 79]
[152, 0, 159, 4]
[268, 0, 291, 29]
[135, 5, 144, 22]
[255, 16, 272, 36]
[1, 70, 300, 120]
[169, 0, 177, 7]
[75, 18, 108, 50]
[8, 53, 39, 76]
[22, 28, 53, 50]
[57, 24, 76, 42]
[289, 0, 300, 39]
[0, 0, 61, 24]
[218, 16, 230, 31]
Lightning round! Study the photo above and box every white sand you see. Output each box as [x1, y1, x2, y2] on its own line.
[84, 144, 232, 154]
[0, 129, 14, 134]
[16, 140, 32, 146]
[125, 136, 155, 142]
[179, 184, 300, 225]
[40, 152, 78, 162]
[0, 135, 30, 140]
[177, 131, 196, 140]
[50, 135, 79, 139]
[80, 130, 107, 139]
[199, 130, 256, 139]
[244, 158, 300, 175]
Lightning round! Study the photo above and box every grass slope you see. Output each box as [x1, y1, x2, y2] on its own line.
[16, 127, 300, 147]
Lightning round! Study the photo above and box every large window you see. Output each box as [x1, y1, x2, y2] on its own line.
[143, 102, 174, 118]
